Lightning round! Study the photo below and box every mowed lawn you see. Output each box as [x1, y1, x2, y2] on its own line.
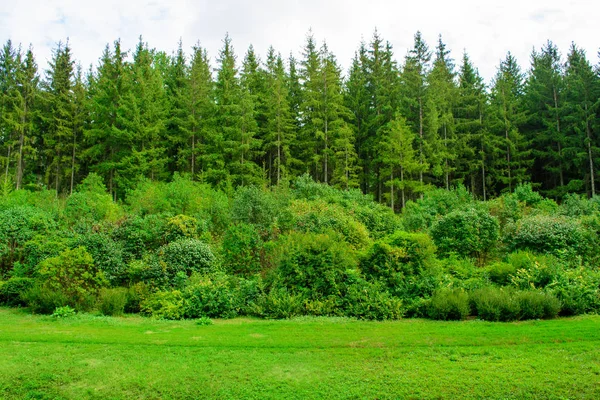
[0, 308, 599, 399]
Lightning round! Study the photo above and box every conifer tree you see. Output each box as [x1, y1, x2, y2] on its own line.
[488, 52, 531, 193]
[564, 44, 600, 197]
[0, 41, 22, 188]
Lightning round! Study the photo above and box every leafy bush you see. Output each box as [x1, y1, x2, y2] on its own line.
[290, 200, 371, 249]
[98, 288, 128, 316]
[0, 277, 34, 306]
[18, 237, 68, 277]
[165, 214, 200, 241]
[430, 207, 499, 264]
[509, 254, 563, 290]
[124, 282, 152, 313]
[470, 287, 521, 322]
[140, 290, 185, 320]
[73, 233, 125, 286]
[560, 193, 600, 217]
[112, 214, 169, 261]
[231, 186, 281, 233]
[183, 273, 241, 318]
[361, 231, 436, 284]
[23, 285, 70, 314]
[550, 267, 600, 315]
[427, 289, 470, 320]
[252, 288, 305, 319]
[506, 215, 588, 259]
[64, 173, 122, 225]
[341, 270, 403, 320]
[158, 238, 217, 281]
[516, 290, 561, 320]
[276, 232, 358, 299]
[222, 223, 262, 276]
[196, 316, 213, 326]
[513, 183, 543, 206]
[52, 306, 76, 318]
[486, 262, 516, 286]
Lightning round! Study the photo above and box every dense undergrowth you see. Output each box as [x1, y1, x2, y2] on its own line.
[1, 173, 599, 321]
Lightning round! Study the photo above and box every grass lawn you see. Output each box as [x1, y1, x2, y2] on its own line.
[0, 308, 599, 399]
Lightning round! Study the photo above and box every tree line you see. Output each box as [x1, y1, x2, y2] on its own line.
[1, 31, 599, 207]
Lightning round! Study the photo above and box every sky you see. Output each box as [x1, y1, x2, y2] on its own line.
[0, 0, 598, 84]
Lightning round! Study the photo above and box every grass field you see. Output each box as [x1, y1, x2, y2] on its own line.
[0, 308, 599, 399]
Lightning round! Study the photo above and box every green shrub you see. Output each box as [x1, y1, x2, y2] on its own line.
[427, 289, 470, 321]
[222, 223, 262, 276]
[506, 215, 588, 259]
[560, 193, 600, 217]
[23, 285, 70, 314]
[0, 277, 34, 306]
[112, 214, 169, 261]
[18, 237, 68, 277]
[140, 290, 185, 320]
[124, 282, 152, 313]
[183, 273, 241, 319]
[64, 173, 122, 225]
[37, 247, 107, 308]
[165, 214, 200, 241]
[550, 267, 600, 315]
[513, 183, 543, 206]
[73, 233, 125, 286]
[440, 256, 480, 281]
[471, 287, 521, 322]
[486, 262, 516, 286]
[231, 186, 280, 233]
[361, 231, 436, 284]
[159, 238, 216, 280]
[98, 288, 128, 316]
[276, 232, 358, 299]
[509, 254, 563, 290]
[252, 288, 305, 319]
[196, 316, 213, 326]
[430, 207, 499, 264]
[341, 271, 403, 320]
[52, 305, 76, 318]
[516, 290, 561, 320]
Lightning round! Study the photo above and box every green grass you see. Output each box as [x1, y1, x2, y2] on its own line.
[0, 308, 599, 399]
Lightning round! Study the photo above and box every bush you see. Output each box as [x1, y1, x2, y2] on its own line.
[37, 247, 107, 308]
[124, 282, 152, 313]
[140, 290, 185, 320]
[361, 231, 436, 284]
[73, 233, 125, 286]
[516, 290, 561, 320]
[430, 207, 499, 264]
[165, 214, 200, 241]
[18, 237, 67, 277]
[252, 288, 305, 319]
[231, 186, 281, 233]
[183, 273, 241, 319]
[52, 305, 76, 318]
[341, 271, 403, 320]
[506, 215, 588, 260]
[23, 285, 70, 314]
[64, 173, 122, 225]
[98, 288, 128, 316]
[0, 277, 34, 306]
[222, 223, 262, 276]
[427, 289, 470, 321]
[159, 238, 216, 281]
[471, 287, 521, 322]
[276, 232, 358, 299]
[486, 262, 516, 286]
[550, 267, 600, 315]
[113, 214, 169, 261]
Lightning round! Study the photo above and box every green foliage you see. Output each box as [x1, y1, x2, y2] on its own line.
[112, 214, 169, 261]
[486, 262, 516, 286]
[550, 267, 600, 315]
[470, 287, 522, 321]
[0, 277, 34, 306]
[513, 183, 543, 206]
[51, 305, 76, 318]
[73, 232, 125, 286]
[183, 273, 244, 319]
[506, 215, 588, 259]
[252, 288, 305, 319]
[222, 223, 262, 276]
[231, 186, 281, 233]
[36, 247, 107, 307]
[430, 207, 499, 263]
[196, 316, 213, 326]
[64, 174, 122, 225]
[361, 231, 436, 283]
[158, 238, 217, 281]
[98, 287, 128, 316]
[290, 199, 371, 249]
[165, 214, 200, 241]
[275, 232, 358, 299]
[23, 285, 70, 314]
[516, 290, 561, 320]
[140, 290, 185, 320]
[341, 270, 404, 320]
[427, 289, 471, 320]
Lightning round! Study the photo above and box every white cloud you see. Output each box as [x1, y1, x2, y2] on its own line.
[0, 0, 598, 83]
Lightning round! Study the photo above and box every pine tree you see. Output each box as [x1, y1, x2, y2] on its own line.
[69, 65, 86, 193]
[378, 114, 423, 209]
[400, 31, 432, 188]
[185, 43, 216, 180]
[428, 35, 458, 189]
[0, 40, 22, 188]
[524, 41, 570, 197]
[165, 40, 189, 175]
[286, 54, 304, 177]
[264, 49, 294, 185]
[564, 44, 600, 197]
[455, 52, 490, 199]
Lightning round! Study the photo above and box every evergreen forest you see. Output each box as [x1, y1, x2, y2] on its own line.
[1, 31, 600, 321]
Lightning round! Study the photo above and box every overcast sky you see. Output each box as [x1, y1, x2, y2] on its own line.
[0, 0, 598, 84]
